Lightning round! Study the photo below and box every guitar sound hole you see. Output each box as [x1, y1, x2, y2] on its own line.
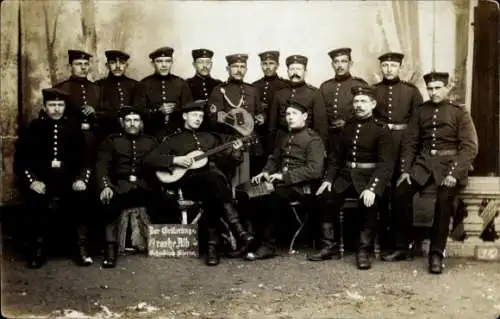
[224, 117, 235, 125]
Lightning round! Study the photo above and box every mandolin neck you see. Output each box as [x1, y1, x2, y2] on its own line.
[193, 136, 249, 161]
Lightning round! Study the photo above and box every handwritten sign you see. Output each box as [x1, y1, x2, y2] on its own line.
[147, 224, 198, 258]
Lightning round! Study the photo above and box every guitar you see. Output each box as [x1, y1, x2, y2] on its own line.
[156, 135, 257, 184]
[216, 108, 255, 137]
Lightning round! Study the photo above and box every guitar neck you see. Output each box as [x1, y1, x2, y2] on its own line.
[193, 136, 250, 161]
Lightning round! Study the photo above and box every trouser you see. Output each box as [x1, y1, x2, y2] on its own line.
[392, 178, 459, 255]
[25, 188, 91, 246]
[317, 186, 379, 251]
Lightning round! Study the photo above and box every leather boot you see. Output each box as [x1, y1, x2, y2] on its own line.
[102, 242, 117, 268]
[205, 228, 220, 266]
[307, 223, 335, 261]
[356, 228, 373, 270]
[26, 238, 47, 269]
[75, 238, 93, 266]
[428, 252, 444, 274]
[223, 203, 254, 253]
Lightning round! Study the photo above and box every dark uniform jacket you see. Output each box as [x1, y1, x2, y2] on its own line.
[16, 115, 92, 193]
[252, 75, 289, 153]
[263, 127, 325, 192]
[143, 127, 242, 180]
[400, 100, 478, 187]
[324, 116, 395, 197]
[54, 76, 101, 132]
[186, 75, 222, 101]
[132, 73, 192, 136]
[319, 74, 367, 129]
[269, 81, 328, 146]
[96, 132, 159, 195]
[96, 74, 138, 136]
[373, 78, 423, 126]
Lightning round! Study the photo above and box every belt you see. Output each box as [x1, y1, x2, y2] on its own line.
[427, 149, 458, 156]
[386, 123, 408, 131]
[346, 161, 376, 169]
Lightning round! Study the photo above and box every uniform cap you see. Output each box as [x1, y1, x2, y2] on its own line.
[285, 55, 308, 67]
[328, 47, 352, 60]
[286, 99, 308, 113]
[105, 50, 130, 61]
[351, 85, 376, 99]
[423, 71, 450, 85]
[258, 50, 280, 62]
[181, 100, 206, 113]
[149, 46, 174, 59]
[118, 106, 145, 118]
[378, 52, 404, 63]
[68, 50, 92, 64]
[42, 87, 70, 103]
[226, 53, 248, 65]
[192, 49, 214, 60]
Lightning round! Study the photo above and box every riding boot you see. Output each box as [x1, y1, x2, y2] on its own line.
[102, 242, 118, 268]
[223, 203, 255, 253]
[356, 227, 373, 270]
[307, 223, 335, 261]
[205, 228, 220, 266]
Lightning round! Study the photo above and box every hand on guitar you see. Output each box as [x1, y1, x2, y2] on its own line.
[255, 113, 265, 126]
[251, 172, 269, 184]
[268, 173, 283, 183]
[232, 139, 243, 150]
[173, 156, 194, 168]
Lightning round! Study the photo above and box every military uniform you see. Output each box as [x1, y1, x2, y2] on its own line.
[206, 54, 262, 185]
[16, 88, 93, 268]
[187, 75, 222, 101]
[268, 55, 328, 147]
[96, 106, 166, 267]
[252, 51, 290, 174]
[143, 100, 253, 266]
[314, 86, 395, 268]
[96, 50, 138, 137]
[373, 52, 423, 255]
[53, 50, 100, 135]
[132, 47, 192, 137]
[391, 72, 478, 273]
[245, 100, 326, 259]
[320, 48, 368, 151]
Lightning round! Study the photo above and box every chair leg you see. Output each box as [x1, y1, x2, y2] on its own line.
[339, 209, 344, 259]
[374, 211, 381, 260]
[289, 206, 306, 254]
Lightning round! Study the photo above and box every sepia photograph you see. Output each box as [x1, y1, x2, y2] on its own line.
[0, 0, 499, 318]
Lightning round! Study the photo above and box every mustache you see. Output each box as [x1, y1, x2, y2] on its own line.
[290, 74, 300, 79]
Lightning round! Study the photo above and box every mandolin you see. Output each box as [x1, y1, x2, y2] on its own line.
[156, 135, 257, 184]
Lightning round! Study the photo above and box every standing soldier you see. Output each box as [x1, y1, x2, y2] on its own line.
[268, 54, 328, 149]
[372, 52, 423, 260]
[392, 72, 478, 274]
[95, 50, 138, 138]
[132, 46, 192, 138]
[245, 99, 326, 260]
[319, 48, 367, 151]
[54, 50, 100, 139]
[96, 106, 165, 268]
[186, 49, 222, 101]
[252, 50, 289, 174]
[312, 85, 395, 269]
[15, 88, 94, 268]
[206, 53, 262, 186]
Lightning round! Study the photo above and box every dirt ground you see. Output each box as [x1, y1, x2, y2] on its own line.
[2, 242, 500, 319]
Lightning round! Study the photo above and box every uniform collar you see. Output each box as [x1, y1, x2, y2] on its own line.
[263, 74, 279, 81]
[289, 81, 306, 89]
[353, 115, 373, 124]
[334, 73, 352, 82]
[382, 77, 401, 85]
[289, 125, 307, 133]
[69, 75, 90, 83]
[154, 73, 172, 80]
[228, 78, 243, 85]
[195, 73, 211, 80]
[107, 74, 126, 81]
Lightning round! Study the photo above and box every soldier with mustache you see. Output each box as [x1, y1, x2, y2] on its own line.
[268, 55, 328, 148]
[95, 50, 139, 138]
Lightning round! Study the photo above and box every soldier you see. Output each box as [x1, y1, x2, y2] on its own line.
[15, 88, 94, 269]
[132, 46, 192, 138]
[95, 50, 138, 137]
[268, 54, 328, 149]
[144, 100, 254, 266]
[96, 106, 165, 268]
[252, 50, 289, 174]
[312, 85, 394, 269]
[186, 49, 222, 101]
[206, 53, 262, 185]
[372, 52, 424, 261]
[392, 72, 478, 274]
[245, 99, 326, 260]
[54, 50, 100, 138]
[319, 48, 367, 151]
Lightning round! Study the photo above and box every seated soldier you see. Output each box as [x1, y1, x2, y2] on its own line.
[312, 85, 395, 269]
[245, 99, 326, 261]
[143, 100, 253, 266]
[96, 106, 166, 268]
[391, 72, 478, 274]
[15, 88, 93, 269]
